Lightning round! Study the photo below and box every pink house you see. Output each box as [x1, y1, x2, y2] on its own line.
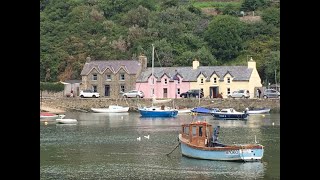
[136, 68, 190, 98]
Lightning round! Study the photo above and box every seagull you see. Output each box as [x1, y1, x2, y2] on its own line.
[137, 137, 141, 141]
[144, 135, 150, 139]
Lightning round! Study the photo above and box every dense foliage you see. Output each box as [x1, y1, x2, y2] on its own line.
[40, 82, 64, 92]
[40, 0, 280, 85]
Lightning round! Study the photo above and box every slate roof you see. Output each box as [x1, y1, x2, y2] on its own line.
[80, 60, 142, 75]
[136, 66, 253, 82]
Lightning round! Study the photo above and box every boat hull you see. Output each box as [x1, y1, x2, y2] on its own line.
[247, 109, 271, 114]
[91, 106, 129, 113]
[212, 112, 249, 120]
[179, 140, 263, 162]
[139, 108, 178, 117]
[40, 113, 59, 120]
[56, 119, 78, 124]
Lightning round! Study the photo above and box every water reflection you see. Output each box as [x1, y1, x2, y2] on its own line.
[180, 157, 265, 179]
[41, 112, 280, 179]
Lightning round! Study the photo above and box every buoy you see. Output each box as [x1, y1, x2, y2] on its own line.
[44, 122, 48, 125]
[272, 122, 275, 126]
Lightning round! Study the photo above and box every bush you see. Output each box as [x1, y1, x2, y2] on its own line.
[40, 82, 64, 92]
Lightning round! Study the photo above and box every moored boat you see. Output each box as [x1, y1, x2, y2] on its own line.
[211, 108, 249, 120]
[179, 121, 264, 162]
[139, 106, 178, 117]
[246, 107, 271, 114]
[55, 115, 78, 124]
[91, 105, 129, 113]
[40, 112, 59, 120]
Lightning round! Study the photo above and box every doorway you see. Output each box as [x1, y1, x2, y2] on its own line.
[105, 85, 110, 97]
[209, 86, 219, 98]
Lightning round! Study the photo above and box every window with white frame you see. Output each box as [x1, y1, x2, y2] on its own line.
[120, 74, 125, 81]
[213, 77, 217, 84]
[92, 74, 97, 81]
[227, 77, 230, 84]
[201, 78, 204, 84]
[227, 88, 230, 95]
[177, 88, 180, 95]
[106, 74, 111, 81]
[164, 78, 167, 84]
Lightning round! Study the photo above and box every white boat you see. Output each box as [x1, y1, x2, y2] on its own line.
[55, 115, 78, 124]
[246, 108, 270, 114]
[177, 108, 192, 114]
[91, 105, 130, 113]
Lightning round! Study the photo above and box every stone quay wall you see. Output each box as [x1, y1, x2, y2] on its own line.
[41, 97, 280, 113]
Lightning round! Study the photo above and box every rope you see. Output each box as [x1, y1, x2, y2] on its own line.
[166, 142, 180, 156]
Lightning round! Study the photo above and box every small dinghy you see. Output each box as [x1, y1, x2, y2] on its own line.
[55, 115, 78, 124]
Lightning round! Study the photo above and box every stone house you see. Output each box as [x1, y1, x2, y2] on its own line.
[136, 57, 262, 99]
[80, 55, 147, 98]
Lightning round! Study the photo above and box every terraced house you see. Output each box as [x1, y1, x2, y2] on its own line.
[136, 57, 262, 99]
[80, 56, 147, 98]
[80, 56, 262, 99]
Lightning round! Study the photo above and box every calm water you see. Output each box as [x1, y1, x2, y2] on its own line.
[40, 112, 280, 180]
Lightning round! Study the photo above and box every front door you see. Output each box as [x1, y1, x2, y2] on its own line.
[163, 88, 167, 98]
[105, 85, 110, 97]
[210, 86, 219, 98]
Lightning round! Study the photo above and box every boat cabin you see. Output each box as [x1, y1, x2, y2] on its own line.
[181, 121, 222, 147]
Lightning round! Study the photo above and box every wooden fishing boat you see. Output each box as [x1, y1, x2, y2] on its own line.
[179, 121, 264, 162]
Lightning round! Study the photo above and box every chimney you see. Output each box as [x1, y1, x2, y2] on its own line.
[138, 54, 147, 69]
[247, 57, 256, 69]
[192, 59, 199, 69]
[86, 56, 91, 63]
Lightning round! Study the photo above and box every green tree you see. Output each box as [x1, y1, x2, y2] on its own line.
[205, 15, 245, 61]
[261, 7, 280, 28]
[264, 51, 280, 84]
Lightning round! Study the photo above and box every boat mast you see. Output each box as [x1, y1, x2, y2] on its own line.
[152, 44, 154, 107]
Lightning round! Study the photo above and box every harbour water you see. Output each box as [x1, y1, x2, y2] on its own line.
[40, 112, 280, 179]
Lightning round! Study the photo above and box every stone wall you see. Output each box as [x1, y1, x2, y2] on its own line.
[41, 97, 280, 113]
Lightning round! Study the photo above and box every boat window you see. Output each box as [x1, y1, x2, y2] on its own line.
[199, 126, 203, 137]
[184, 126, 189, 135]
[192, 126, 197, 136]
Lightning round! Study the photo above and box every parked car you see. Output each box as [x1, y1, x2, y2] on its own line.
[180, 89, 204, 98]
[122, 90, 144, 98]
[263, 89, 280, 99]
[79, 90, 100, 98]
[228, 90, 250, 99]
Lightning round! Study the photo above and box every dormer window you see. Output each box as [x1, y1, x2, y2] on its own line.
[164, 78, 167, 84]
[106, 74, 111, 81]
[213, 77, 217, 84]
[92, 74, 97, 81]
[201, 78, 204, 84]
[227, 77, 230, 84]
[120, 74, 125, 81]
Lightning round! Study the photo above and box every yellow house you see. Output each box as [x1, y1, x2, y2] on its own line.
[190, 57, 262, 98]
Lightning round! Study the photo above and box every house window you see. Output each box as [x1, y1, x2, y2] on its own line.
[227, 88, 230, 95]
[92, 74, 97, 81]
[201, 78, 204, 84]
[164, 78, 167, 84]
[93, 85, 97, 92]
[177, 88, 180, 95]
[120, 74, 125, 81]
[106, 74, 111, 81]
[151, 88, 154, 96]
[152, 78, 155, 84]
[227, 77, 230, 84]
[120, 85, 125, 93]
[213, 77, 217, 84]
[178, 79, 180, 84]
